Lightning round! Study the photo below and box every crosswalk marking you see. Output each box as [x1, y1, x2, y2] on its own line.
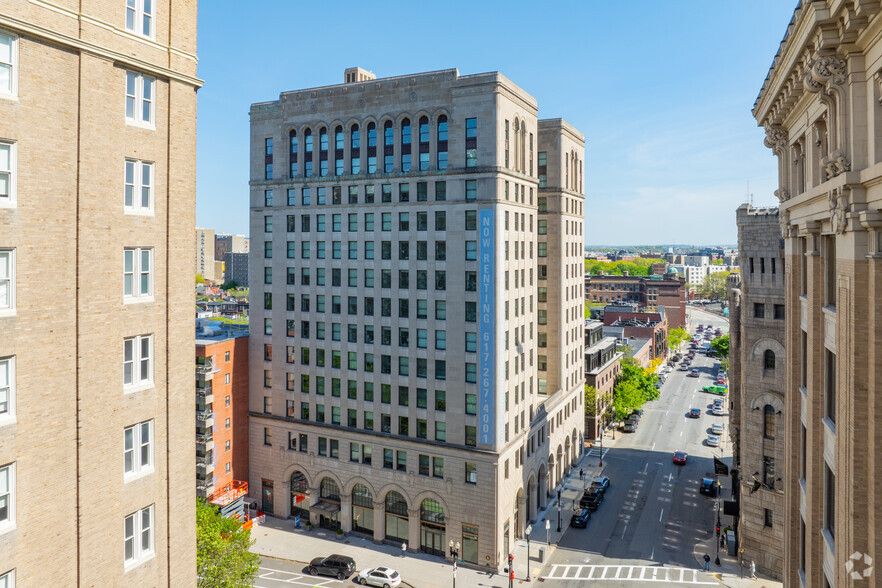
[585, 447, 610, 459]
[543, 564, 718, 585]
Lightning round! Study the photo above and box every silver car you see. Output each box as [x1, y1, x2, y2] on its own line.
[357, 566, 402, 588]
[707, 434, 720, 447]
[711, 423, 724, 435]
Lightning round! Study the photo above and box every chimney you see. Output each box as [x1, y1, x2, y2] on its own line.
[622, 270, 629, 276]
[344, 67, 376, 84]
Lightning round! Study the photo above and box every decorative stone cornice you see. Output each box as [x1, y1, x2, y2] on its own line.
[774, 188, 791, 203]
[779, 207, 793, 238]
[804, 55, 847, 93]
[764, 125, 788, 152]
[822, 149, 851, 180]
[828, 186, 850, 234]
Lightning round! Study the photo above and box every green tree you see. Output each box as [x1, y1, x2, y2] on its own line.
[710, 333, 730, 370]
[196, 273, 205, 286]
[221, 280, 239, 291]
[584, 385, 598, 417]
[667, 327, 690, 354]
[698, 272, 730, 300]
[196, 499, 260, 588]
[613, 379, 642, 421]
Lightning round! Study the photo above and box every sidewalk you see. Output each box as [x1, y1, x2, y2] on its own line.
[252, 516, 508, 588]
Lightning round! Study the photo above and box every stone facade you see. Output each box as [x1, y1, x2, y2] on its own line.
[247, 68, 585, 571]
[728, 205, 786, 580]
[754, 2, 882, 585]
[224, 251, 250, 287]
[0, 2, 200, 586]
[196, 227, 216, 281]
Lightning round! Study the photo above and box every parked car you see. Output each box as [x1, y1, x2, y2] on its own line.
[580, 490, 604, 511]
[309, 555, 357, 580]
[700, 478, 720, 497]
[688, 408, 702, 419]
[712, 405, 725, 416]
[673, 451, 687, 465]
[707, 434, 721, 447]
[678, 364, 690, 371]
[591, 477, 611, 492]
[630, 410, 644, 420]
[571, 508, 591, 528]
[357, 567, 402, 588]
[711, 423, 724, 435]
[623, 421, 638, 433]
[702, 385, 728, 395]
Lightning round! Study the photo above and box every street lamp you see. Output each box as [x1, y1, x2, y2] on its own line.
[714, 501, 721, 566]
[525, 525, 532, 582]
[556, 501, 562, 533]
[448, 540, 460, 588]
[598, 425, 604, 468]
[738, 548, 746, 578]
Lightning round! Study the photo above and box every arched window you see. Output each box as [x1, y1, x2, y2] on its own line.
[350, 124, 360, 174]
[366, 122, 377, 173]
[437, 115, 448, 170]
[289, 471, 309, 518]
[764, 349, 776, 370]
[289, 130, 298, 177]
[351, 483, 374, 535]
[513, 119, 520, 171]
[400, 118, 411, 171]
[764, 405, 775, 439]
[318, 127, 328, 176]
[319, 477, 339, 502]
[334, 125, 343, 175]
[303, 128, 313, 177]
[383, 120, 394, 172]
[418, 116, 430, 170]
[384, 491, 408, 543]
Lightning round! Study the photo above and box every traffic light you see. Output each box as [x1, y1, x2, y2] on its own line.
[557, 489, 561, 501]
[716, 524, 721, 536]
[508, 554, 513, 567]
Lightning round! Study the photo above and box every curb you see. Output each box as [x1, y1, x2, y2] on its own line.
[256, 553, 418, 588]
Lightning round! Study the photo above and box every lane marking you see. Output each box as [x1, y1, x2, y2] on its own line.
[650, 547, 655, 560]
[621, 524, 627, 539]
[659, 508, 664, 522]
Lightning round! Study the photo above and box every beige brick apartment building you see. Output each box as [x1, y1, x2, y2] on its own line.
[248, 67, 586, 571]
[754, 1, 882, 585]
[0, 2, 200, 585]
[727, 205, 786, 580]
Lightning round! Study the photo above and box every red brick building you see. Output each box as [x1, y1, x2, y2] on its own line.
[196, 322, 249, 499]
[585, 271, 686, 328]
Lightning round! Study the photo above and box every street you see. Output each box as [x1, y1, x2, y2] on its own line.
[539, 307, 731, 586]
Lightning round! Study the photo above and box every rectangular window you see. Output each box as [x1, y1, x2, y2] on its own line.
[0, 357, 12, 421]
[465, 180, 477, 200]
[753, 303, 764, 318]
[465, 462, 477, 484]
[123, 248, 153, 300]
[124, 420, 153, 478]
[124, 504, 153, 566]
[123, 335, 153, 390]
[465, 241, 477, 260]
[825, 350, 836, 424]
[124, 159, 153, 213]
[824, 236, 836, 307]
[125, 0, 154, 37]
[0, 462, 13, 529]
[824, 465, 835, 538]
[435, 421, 446, 442]
[125, 71, 154, 126]
[465, 118, 477, 167]
[774, 304, 785, 320]
[0, 32, 17, 98]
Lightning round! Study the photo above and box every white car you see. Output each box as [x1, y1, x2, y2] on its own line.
[712, 405, 725, 416]
[711, 423, 724, 435]
[357, 566, 402, 588]
[707, 434, 720, 447]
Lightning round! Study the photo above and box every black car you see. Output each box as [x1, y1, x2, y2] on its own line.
[699, 478, 719, 497]
[308, 554, 357, 580]
[688, 408, 702, 418]
[580, 490, 604, 511]
[571, 508, 591, 528]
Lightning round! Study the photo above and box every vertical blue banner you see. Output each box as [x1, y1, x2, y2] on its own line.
[478, 208, 496, 447]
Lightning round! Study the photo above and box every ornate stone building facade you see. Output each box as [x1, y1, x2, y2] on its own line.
[248, 68, 586, 571]
[754, 2, 882, 585]
[727, 205, 786, 580]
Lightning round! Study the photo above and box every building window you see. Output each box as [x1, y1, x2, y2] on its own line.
[0, 32, 17, 97]
[123, 334, 153, 390]
[465, 462, 477, 484]
[124, 248, 153, 300]
[753, 303, 764, 318]
[123, 158, 153, 213]
[763, 405, 775, 439]
[125, 0, 154, 37]
[437, 115, 448, 169]
[465, 180, 476, 201]
[0, 462, 14, 530]
[125, 71, 154, 126]
[465, 117, 477, 167]
[124, 504, 153, 566]
[0, 357, 12, 422]
[825, 350, 836, 424]
[0, 141, 15, 205]
[764, 508, 773, 528]
[824, 236, 836, 307]
[0, 569, 13, 588]
[824, 465, 835, 538]
[773, 304, 785, 320]
[0, 249, 13, 313]
[763, 456, 775, 488]
[763, 350, 775, 370]
[538, 152, 547, 187]
[124, 420, 153, 478]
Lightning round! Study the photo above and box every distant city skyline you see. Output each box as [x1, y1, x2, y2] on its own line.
[196, 1, 795, 245]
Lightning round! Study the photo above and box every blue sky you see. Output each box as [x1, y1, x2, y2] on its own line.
[196, 1, 797, 246]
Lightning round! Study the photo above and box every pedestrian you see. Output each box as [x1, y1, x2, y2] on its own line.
[750, 560, 756, 579]
[720, 534, 725, 549]
[703, 553, 710, 571]
[579, 468, 584, 481]
[401, 542, 407, 557]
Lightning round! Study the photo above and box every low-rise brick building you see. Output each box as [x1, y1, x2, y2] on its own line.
[585, 272, 686, 328]
[584, 320, 622, 439]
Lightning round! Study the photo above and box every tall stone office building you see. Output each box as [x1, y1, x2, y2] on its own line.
[248, 68, 586, 569]
[754, 1, 882, 585]
[0, 2, 200, 586]
[727, 205, 786, 580]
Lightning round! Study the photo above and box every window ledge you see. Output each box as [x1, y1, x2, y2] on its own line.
[0, 94, 18, 103]
[0, 521, 16, 537]
[124, 552, 156, 573]
[0, 308, 16, 318]
[0, 200, 16, 209]
[124, 468, 154, 484]
[124, 383, 155, 395]
[0, 415, 16, 428]
[123, 209, 155, 217]
[124, 296, 155, 305]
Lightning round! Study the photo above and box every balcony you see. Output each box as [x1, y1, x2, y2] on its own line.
[196, 358, 220, 381]
[196, 453, 215, 476]
[197, 386, 214, 404]
[196, 409, 215, 427]
[196, 431, 214, 452]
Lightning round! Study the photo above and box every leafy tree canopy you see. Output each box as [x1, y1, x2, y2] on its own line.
[196, 273, 205, 285]
[584, 385, 598, 417]
[584, 258, 666, 277]
[196, 499, 260, 588]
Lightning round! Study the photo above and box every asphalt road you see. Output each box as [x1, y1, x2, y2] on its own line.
[539, 308, 730, 586]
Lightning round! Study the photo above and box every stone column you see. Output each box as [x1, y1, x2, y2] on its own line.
[308, 486, 319, 527]
[539, 472, 548, 510]
[408, 508, 421, 553]
[516, 493, 527, 537]
[339, 494, 352, 533]
[373, 500, 385, 544]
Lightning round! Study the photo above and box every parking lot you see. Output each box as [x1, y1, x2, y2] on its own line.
[255, 557, 349, 588]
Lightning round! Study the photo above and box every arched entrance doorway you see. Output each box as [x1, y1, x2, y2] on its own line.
[419, 498, 445, 556]
[565, 437, 571, 468]
[540, 460, 549, 508]
[556, 445, 563, 486]
[527, 476, 537, 521]
[384, 491, 409, 544]
[289, 471, 309, 521]
[318, 477, 341, 530]
[351, 483, 374, 536]
[515, 488, 525, 537]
